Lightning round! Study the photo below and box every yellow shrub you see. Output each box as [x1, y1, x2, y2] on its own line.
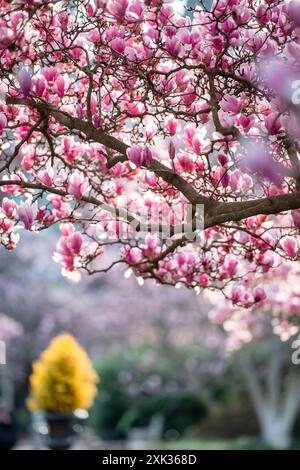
[27, 334, 99, 413]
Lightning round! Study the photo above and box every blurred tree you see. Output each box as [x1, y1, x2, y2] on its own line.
[235, 337, 300, 450]
[208, 276, 300, 450]
[91, 342, 229, 440]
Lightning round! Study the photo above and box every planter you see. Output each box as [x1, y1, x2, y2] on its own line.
[45, 412, 75, 450]
[32, 410, 88, 450]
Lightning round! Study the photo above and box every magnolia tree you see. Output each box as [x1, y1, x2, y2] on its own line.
[1, 3, 300, 327]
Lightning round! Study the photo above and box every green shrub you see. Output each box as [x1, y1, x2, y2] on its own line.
[89, 345, 214, 440]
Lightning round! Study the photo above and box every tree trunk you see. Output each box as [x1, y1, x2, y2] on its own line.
[237, 340, 300, 449]
[259, 408, 292, 449]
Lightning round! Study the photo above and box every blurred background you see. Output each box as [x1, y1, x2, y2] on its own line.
[1, 229, 300, 450]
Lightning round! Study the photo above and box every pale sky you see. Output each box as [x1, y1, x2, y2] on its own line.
[173, 0, 186, 14]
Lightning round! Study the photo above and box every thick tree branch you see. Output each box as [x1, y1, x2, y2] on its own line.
[6, 97, 300, 229]
[5, 97, 212, 208]
[205, 193, 300, 227]
[0, 180, 195, 236]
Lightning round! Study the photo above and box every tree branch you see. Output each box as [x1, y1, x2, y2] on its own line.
[5, 97, 212, 208]
[6, 97, 300, 229]
[205, 193, 300, 228]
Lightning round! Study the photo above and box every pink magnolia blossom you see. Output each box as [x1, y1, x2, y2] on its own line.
[177, 155, 195, 173]
[0, 113, 7, 133]
[198, 273, 209, 287]
[128, 2, 144, 21]
[2, 198, 16, 218]
[127, 145, 153, 167]
[0, 26, 14, 49]
[158, 5, 174, 25]
[237, 114, 254, 132]
[144, 233, 161, 254]
[165, 37, 182, 57]
[37, 169, 54, 186]
[221, 257, 238, 278]
[220, 94, 245, 115]
[127, 145, 143, 166]
[145, 123, 157, 140]
[21, 151, 34, 170]
[191, 135, 202, 155]
[231, 285, 246, 304]
[233, 6, 252, 25]
[142, 146, 153, 166]
[43, 67, 59, 83]
[122, 246, 141, 264]
[166, 118, 178, 135]
[218, 154, 230, 167]
[93, 114, 102, 128]
[54, 225, 84, 272]
[1, 175, 26, 196]
[282, 237, 298, 258]
[111, 38, 126, 54]
[182, 90, 197, 107]
[35, 77, 47, 97]
[17, 68, 32, 99]
[220, 18, 236, 33]
[60, 223, 75, 237]
[18, 202, 36, 230]
[253, 287, 267, 303]
[107, 0, 128, 22]
[258, 252, 275, 272]
[68, 172, 89, 199]
[168, 141, 176, 160]
[256, 5, 270, 25]
[265, 113, 281, 135]
[69, 232, 83, 254]
[55, 76, 66, 98]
